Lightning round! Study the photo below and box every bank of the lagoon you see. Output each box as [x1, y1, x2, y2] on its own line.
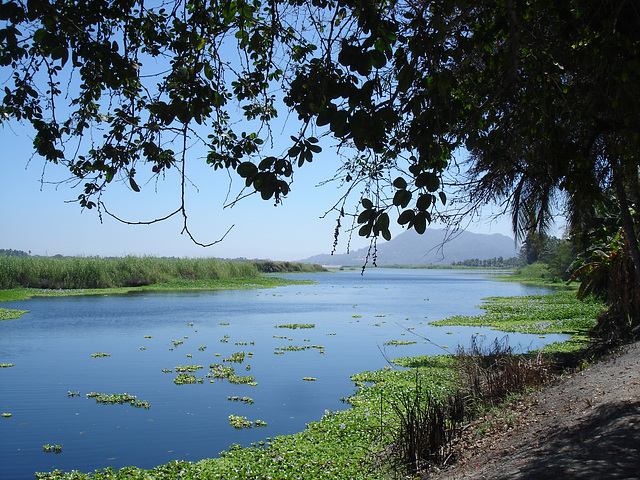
[0, 269, 603, 479]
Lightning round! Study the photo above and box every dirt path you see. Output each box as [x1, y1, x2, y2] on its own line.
[429, 341, 640, 480]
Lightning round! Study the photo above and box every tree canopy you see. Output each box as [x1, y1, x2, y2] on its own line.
[2, 0, 640, 327]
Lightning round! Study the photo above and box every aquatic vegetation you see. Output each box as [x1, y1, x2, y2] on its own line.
[67, 391, 80, 397]
[227, 396, 254, 404]
[219, 338, 229, 343]
[383, 340, 418, 346]
[173, 374, 198, 385]
[187, 322, 194, 327]
[235, 341, 248, 345]
[0, 308, 29, 321]
[219, 322, 230, 325]
[302, 377, 317, 381]
[431, 291, 605, 343]
[275, 345, 310, 352]
[139, 346, 147, 350]
[162, 369, 172, 373]
[209, 364, 235, 378]
[186, 354, 193, 358]
[228, 415, 267, 429]
[223, 352, 245, 363]
[2, 413, 12, 418]
[171, 340, 184, 347]
[275, 323, 315, 329]
[90, 352, 111, 358]
[143, 335, 153, 338]
[228, 415, 253, 429]
[0, 363, 14, 368]
[228, 374, 256, 385]
[174, 365, 204, 373]
[86, 392, 150, 408]
[42, 444, 62, 453]
[198, 346, 206, 351]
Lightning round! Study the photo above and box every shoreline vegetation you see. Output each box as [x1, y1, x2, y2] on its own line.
[0, 256, 325, 319]
[1, 258, 608, 479]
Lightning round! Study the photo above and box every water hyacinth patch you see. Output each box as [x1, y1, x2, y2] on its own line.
[174, 365, 204, 373]
[227, 396, 254, 404]
[223, 352, 246, 363]
[430, 291, 605, 340]
[42, 444, 63, 453]
[173, 374, 199, 385]
[274, 323, 315, 329]
[228, 415, 267, 429]
[0, 363, 14, 368]
[86, 392, 150, 409]
[383, 340, 418, 346]
[90, 352, 110, 358]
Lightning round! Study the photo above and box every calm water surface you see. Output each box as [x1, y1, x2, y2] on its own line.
[0, 269, 562, 479]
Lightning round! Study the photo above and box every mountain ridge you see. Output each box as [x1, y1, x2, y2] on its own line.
[300, 229, 518, 266]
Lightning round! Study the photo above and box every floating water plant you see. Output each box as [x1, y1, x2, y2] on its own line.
[90, 352, 110, 358]
[174, 365, 203, 372]
[42, 444, 62, 453]
[173, 374, 198, 385]
[198, 346, 207, 351]
[187, 322, 194, 327]
[209, 364, 235, 378]
[383, 340, 418, 346]
[274, 323, 315, 329]
[186, 354, 193, 357]
[228, 415, 267, 429]
[143, 335, 153, 338]
[227, 396, 254, 404]
[2, 413, 12, 418]
[219, 322, 230, 325]
[86, 392, 150, 408]
[0, 363, 14, 368]
[228, 374, 255, 385]
[67, 391, 80, 397]
[171, 340, 184, 347]
[223, 351, 246, 363]
[302, 377, 317, 381]
[228, 415, 252, 429]
[235, 341, 248, 345]
[162, 369, 173, 373]
[139, 346, 146, 350]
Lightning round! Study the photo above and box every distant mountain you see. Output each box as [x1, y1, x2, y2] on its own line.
[301, 229, 518, 266]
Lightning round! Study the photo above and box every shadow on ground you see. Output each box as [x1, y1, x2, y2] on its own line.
[511, 401, 640, 479]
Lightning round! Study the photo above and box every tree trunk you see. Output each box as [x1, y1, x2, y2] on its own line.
[612, 159, 640, 288]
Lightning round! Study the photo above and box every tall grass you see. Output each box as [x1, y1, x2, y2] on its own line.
[0, 256, 261, 289]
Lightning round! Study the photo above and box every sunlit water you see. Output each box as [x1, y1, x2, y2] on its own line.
[0, 269, 562, 479]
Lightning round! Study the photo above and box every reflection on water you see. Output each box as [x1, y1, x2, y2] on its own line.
[0, 269, 561, 479]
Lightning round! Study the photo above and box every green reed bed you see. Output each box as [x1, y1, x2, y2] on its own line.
[0, 256, 261, 290]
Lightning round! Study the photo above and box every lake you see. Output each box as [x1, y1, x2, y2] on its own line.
[0, 269, 562, 479]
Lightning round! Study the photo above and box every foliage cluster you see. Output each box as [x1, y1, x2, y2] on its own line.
[0, 249, 29, 257]
[253, 261, 325, 274]
[451, 256, 521, 268]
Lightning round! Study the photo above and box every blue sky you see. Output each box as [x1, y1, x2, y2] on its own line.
[0, 119, 537, 261]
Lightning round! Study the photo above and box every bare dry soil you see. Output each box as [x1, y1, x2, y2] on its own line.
[429, 341, 640, 480]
